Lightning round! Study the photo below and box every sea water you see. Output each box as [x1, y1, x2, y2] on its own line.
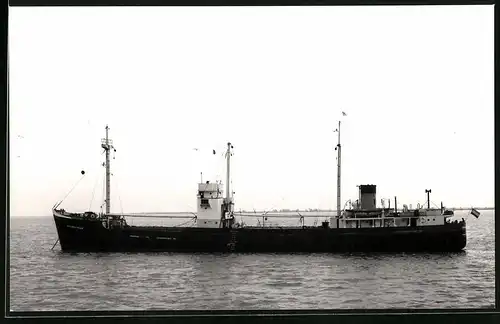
[9, 210, 494, 311]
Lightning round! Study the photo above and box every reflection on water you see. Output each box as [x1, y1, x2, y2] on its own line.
[9, 211, 494, 311]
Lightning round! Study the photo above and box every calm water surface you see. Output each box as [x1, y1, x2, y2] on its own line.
[9, 211, 495, 311]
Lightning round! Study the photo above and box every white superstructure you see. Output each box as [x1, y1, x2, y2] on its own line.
[196, 181, 225, 228]
[195, 142, 235, 228]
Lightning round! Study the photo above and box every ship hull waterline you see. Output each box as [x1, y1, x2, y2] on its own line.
[53, 212, 467, 253]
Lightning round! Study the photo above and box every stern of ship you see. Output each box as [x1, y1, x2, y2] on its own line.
[452, 218, 467, 251]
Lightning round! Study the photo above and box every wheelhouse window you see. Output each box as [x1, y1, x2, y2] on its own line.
[200, 199, 210, 208]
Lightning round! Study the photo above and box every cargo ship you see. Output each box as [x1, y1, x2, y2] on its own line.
[52, 124, 466, 253]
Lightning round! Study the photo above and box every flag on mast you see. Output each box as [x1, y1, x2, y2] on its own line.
[470, 208, 480, 218]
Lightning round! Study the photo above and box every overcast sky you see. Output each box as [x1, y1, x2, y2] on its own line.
[9, 6, 494, 216]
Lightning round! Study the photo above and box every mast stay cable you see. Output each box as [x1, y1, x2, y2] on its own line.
[54, 173, 86, 209]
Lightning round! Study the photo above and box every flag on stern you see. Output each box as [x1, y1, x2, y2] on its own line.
[470, 208, 481, 218]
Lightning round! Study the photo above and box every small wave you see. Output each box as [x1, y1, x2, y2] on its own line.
[8, 216, 496, 311]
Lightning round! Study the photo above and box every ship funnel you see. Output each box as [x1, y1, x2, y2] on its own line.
[358, 185, 376, 210]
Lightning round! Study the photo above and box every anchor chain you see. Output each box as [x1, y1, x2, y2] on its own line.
[50, 238, 59, 251]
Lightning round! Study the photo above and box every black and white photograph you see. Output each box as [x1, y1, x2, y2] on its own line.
[8, 5, 494, 312]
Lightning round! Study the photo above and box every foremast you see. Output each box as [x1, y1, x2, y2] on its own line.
[101, 125, 115, 217]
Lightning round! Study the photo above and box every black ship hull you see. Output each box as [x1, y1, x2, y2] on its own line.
[53, 211, 467, 253]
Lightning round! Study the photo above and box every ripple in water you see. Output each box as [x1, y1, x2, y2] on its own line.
[9, 211, 495, 311]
